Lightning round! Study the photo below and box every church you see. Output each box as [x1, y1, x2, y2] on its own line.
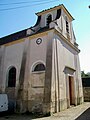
[0, 4, 83, 114]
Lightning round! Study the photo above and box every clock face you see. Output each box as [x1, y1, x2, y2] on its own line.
[36, 38, 42, 45]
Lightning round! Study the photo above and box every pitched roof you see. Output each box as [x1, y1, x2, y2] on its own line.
[0, 27, 50, 45]
[36, 4, 74, 21]
[0, 29, 26, 45]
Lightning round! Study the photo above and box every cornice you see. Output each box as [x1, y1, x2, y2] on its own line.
[54, 29, 80, 53]
[4, 39, 24, 46]
[2, 27, 80, 54]
[36, 4, 74, 21]
[2, 28, 54, 46]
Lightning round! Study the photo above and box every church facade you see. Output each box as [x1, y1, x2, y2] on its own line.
[0, 4, 83, 114]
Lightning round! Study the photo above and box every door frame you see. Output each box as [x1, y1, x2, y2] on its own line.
[67, 75, 75, 107]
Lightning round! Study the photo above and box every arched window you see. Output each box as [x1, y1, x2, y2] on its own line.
[46, 14, 52, 26]
[65, 16, 69, 33]
[8, 67, 16, 87]
[33, 63, 45, 72]
[66, 21, 69, 33]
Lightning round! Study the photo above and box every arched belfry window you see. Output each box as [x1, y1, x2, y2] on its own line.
[46, 14, 52, 26]
[32, 63, 45, 72]
[65, 16, 69, 33]
[8, 67, 16, 87]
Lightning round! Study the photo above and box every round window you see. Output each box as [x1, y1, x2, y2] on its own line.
[36, 38, 42, 45]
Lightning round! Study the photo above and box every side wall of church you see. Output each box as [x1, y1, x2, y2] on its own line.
[0, 41, 24, 93]
[0, 46, 6, 93]
[0, 40, 26, 111]
[0, 35, 48, 113]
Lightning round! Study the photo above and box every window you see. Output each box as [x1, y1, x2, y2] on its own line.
[65, 16, 69, 33]
[46, 14, 52, 26]
[8, 67, 16, 87]
[66, 21, 69, 33]
[33, 63, 45, 72]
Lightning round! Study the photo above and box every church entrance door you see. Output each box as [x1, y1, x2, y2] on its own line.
[69, 76, 74, 105]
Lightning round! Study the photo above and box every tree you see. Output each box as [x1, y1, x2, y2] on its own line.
[81, 71, 86, 78]
[86, 72, 90, 77]
[81, 71, 90, 78]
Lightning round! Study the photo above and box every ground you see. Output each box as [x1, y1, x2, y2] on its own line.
[0, 102, 90, 120]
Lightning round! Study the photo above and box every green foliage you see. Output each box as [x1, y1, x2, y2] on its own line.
[81, 71, 90, 78]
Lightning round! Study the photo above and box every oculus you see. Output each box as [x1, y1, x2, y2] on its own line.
[36, 38, 42, 45]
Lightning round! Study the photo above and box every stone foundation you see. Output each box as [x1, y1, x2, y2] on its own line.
[28, 100, 43, 114]
[83, 87, 90, 102]
[16, 100, 27, 113]
[50, 99, 68, 113]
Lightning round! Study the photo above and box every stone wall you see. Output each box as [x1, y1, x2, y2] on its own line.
[83, 87, 90, 102]
[82, 78, 90, 102]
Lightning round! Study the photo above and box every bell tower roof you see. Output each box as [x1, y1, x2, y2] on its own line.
[36, 4, 74, 21]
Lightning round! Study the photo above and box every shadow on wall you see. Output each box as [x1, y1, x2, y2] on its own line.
[75, 107, 90, 120]
[8, 100, 15, 113]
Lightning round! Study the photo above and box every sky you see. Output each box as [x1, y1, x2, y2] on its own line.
[0, 0, 90, 73]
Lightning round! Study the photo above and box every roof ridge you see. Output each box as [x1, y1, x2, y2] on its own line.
[36, 4, 62, 15]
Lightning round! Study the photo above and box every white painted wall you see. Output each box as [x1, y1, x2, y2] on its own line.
[2, 41, 24, 91]
[29, 35, 47, 72]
